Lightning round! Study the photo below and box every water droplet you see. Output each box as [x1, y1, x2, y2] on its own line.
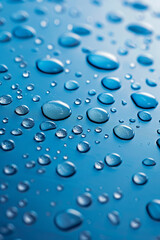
[72, 24, 92, 36]
[87, 51, 119, 70]
[131, 92, 158, 109]
[40, 121, 56, 131]
[13, 25, 36, 39]
[42, 100, 71, 120]
[0, 31, 12, 42]
[108, 211, 120, 225]
[105, 153, 122, 167]
[17, 181, 30, 192]
[0, 64, 8, 73]
[36, 58, 64, 74]
[94, 161, 104, 170]
[6, 207, 18, 219]
[137, 111, 152, 121]
[3, 164, 17, 175]
[21, 118, 34, 129]
[113, 125, 134, 140]
[137, 54, 153, 66]
[23, 211, 37, 225]
[132, 172, 148, 185]
[15, 105, 29, 116]
[56, 161, 76, 177]
[87, 107, 109, 123]
[0, 95, 12, 105]
[142, 158, 156, 166]
[11, 10, 29, 22]
[107, 11, 123, 23]
[77, 141, 90, 153]
[101, 76, 121, 90]
[127, 22, 153, 35]
[55, 128, 67, 138]
[146, 78, 157, 87]
[98, 193, 109, 203]
[64, 80, 79, 90]
[1, 139, 15, 151]
[130, 218, 141, 229]
[77, 193, 92, 207]
[38, 154, 51, 165]
[97, 93, 115, 105]
[58, 32, 81, 47]
[146, 199, 160, 221]
[54, 209, 83, 231]
[34, 132, 46, 142]
[79, 231, 91, 240]
[72, 125, 83, 134]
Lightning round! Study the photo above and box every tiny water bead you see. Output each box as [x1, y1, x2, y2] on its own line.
[72, 24, 92, 36]
[132, 172, 148, 185]
[21, 118, 34, 129]
[105, 153, 122, 167]
[86, 108, 109, 123]
[40, 121, 56, 131]
[0, 95, 12, 105]
[1, 139, 15, 151]
[142, 158, 156, 166]
[131, 92, 158, 109]
[54, 209, 83, 231]
[77, 193, 92, 207]
[3, 164, 17, 175]
[42, 100, 71, 120]
[37, 154, 51, 165]
[13, 25, 36, 39]
[137, 54, 153, 66]
[108, 211, 120, 225]
[56, 161, 76, 177]
[36, 58, 64, 74]
[55, 128, 67, 138]
[77, 141, 90, 153]
[58, 32, 81, 47]
[137, 111, 152, 121]
[101, 76, 121, 90]
[113, 125, 134, 140]
[86, 51, 119, 70]
[23, 211, 37, 225]
[127, 22, 153, 35]
[146, 199, 160, 221]
[64, 80, 79, 90]
[97, 92, 115, 105]
[15, 105, 29, 116]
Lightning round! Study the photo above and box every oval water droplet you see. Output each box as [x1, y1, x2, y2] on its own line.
[3, 164, 17, 175]
[15, 105, 29, 116]
[36, 58, 64, 74]
[137, 111, 152, 121]
[137, 54, 153, 66]
[13, 25, 36, 39]
[107, 11, 123, 23]
[55, 128, 67, 138]
[132, 172, 148, 185]
[21, 118, 34, 129]
[142, 158, 156, 166]
[42, 100, 71, 121]
[64, 80, 79, 90]
[37, 154, 51, 165]
[113, 125, 134, 140]
[56, 161, 76, 177]
[105, 153, 122, 167]
[0, 95, 12, 105]
[101, 76, 121, 90]
[23, 211, 37, 225]
[1, 139, 15, 151]
[108, 211, 120, 225]
[131, 92, 158, 109]
[146, 199, 160, 221]
[11, 10, 29, 22]
[72, 24, 92, 36]
[0, 31, 12, 42]
[77, 141, 90, 153]
[97, 93, 115, 105]
[54, 209, 83, 230]
[77, 193, 92, 207]
[146, 78, 157, 87]
[86, 107, 109, 123]
[40, 121, 56, 131]
[127, 22, 153, 35]
[58, 32, 81, 47]
[87, 51, 119, 70]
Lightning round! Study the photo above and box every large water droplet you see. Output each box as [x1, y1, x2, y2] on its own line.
[86, 107, 109, 123]
[101, 76, 121, 90]
[97, 93, 115, 105]
[13, 25, 36, 39]
[15, 105, 29, 116]
[131, 92, 158, 109]
[105, 153, 122, 167]
[54, 209, 83, 230]
[142, 158, 156, 166]
[0, 95, 12, 105]
[127, 22, 153, 35]
[3, 164, 17, 175]
[86, 51, 119, 70]
[58, 32, 81, 47]
[36, 58, 64, 74]
[146, 199, 160, 221]
[113, 125, 134, 140]
[137, 111, 152, 121]
[42, 100, 71, 120]
[1, 139, 15, 151]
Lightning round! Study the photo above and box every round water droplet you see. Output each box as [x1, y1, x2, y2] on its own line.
[58, 32, 81, 47]
[94, 161, 104, 170]
[40, 121, 56, 131]
[132, 172, 148, 185]
[34, 132, 45, 142]
[15, 105, 29, 116]
[1, 139, 15, 151]
[17, 181, 30, 192]
[6, 207, 18, 219]
[97, 93, 115, 105]
[72, 24, 92, 36]
[137, 54, 153, 66]
[0, 95, 12, 105]
[64, 80, 79, 90]
[11, 128, 23, 136]
[56, 161, 76, 177]
[21, 118, 34, 129]
[131, 92, 158, 109]
[54, 209, 83, 230]
[77, 193, 92, 207]
[137, 111, 152, 121]
[87, 107, 109, 123]
[105, 153, 122, 167]
[3, 164, 17, 175]
[55, 128, 67, 138]
[38, 154, 51, 165]
[23, 211, 37, 225]
[87, 51, 119, 70]
[72, 125, 83, 135]
[101, 76, 121, 90]
[77, 141, 90, 153]
[42, 100, 71, 121]
[142, 158, 156, 166]
[113, 125, 134, 140]
[127, 22, 153, 35]
[108, 211, 120, 225]
[98, 193, 109, 204]
[36, 58, 64, 74]
[130, 218, 141, 229]
[13, 25, 36, 39]
[146, 199, 160, 221]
